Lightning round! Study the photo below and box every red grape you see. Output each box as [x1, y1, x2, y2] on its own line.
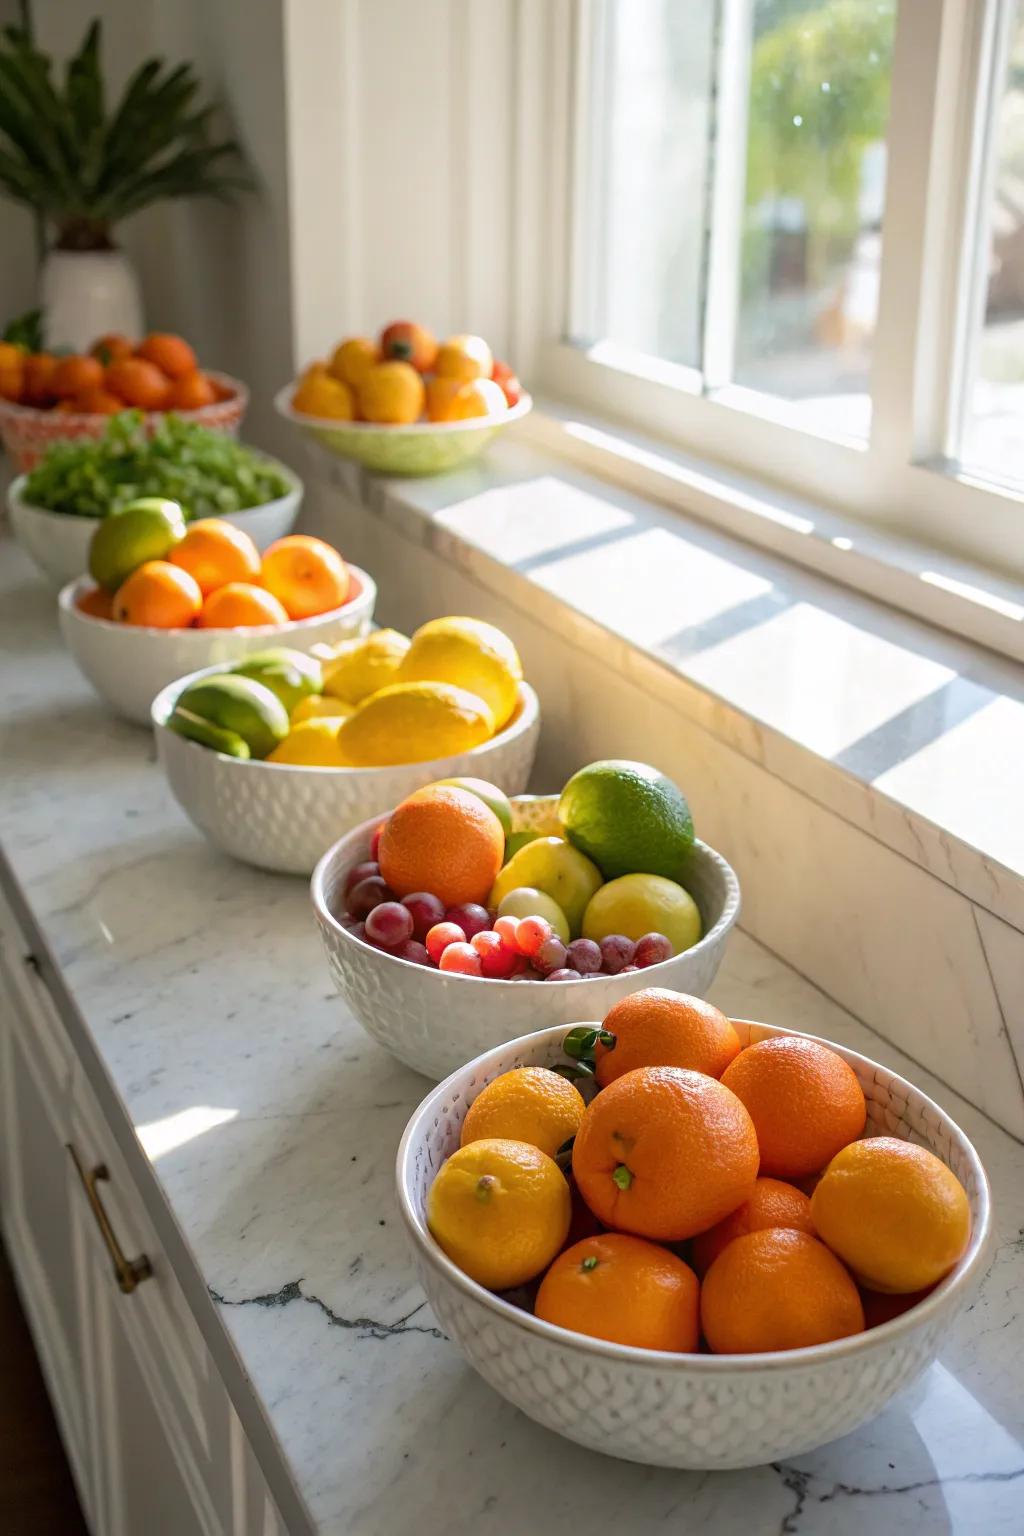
[394, 938, 430, 966]
[369, 821, 387, 860]
[471, 930, 518, 979]
[401, 891, 446, 940]
[445, 903, 491, 940]
[599, 935, 635, 974]
[493, 915, 522, 950]
[425, 921, 467, 965]
[438, 942, 483, 976]
[634, 932, 673, 968]
[347, 875, 394, 918]
[533, 936, 568, 975]
[365, 901, 414, 948]
[343, 859, 380, 903]
[517, 916, 553, 957]
[566, 938, 602, 975]
[546, 967, 582, 981]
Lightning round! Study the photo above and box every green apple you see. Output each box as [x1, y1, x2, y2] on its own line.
[497, 886, 570, 943]
[488, 836, 603, 937]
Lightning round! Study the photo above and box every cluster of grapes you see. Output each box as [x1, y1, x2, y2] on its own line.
[339, 856, 672, 980]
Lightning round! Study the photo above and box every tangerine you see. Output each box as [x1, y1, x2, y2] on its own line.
[379, 320, 438, 373]
[51, 354, 104, 400]
[378, 784, 505, 909]
[112, 561, 202, 628]
[292, 370, 355, 420]
[460, 1067, 585, 1158]
[328, 338, 378, 390]
[691, 1176, 815, 1276]
[105, 358, 171, 410]
[357, 360, 425, 424]
[91, 333, 134, 365]
[720, 1036, 866, 1180]
[136, 333, 197, 379]
[74, 386, 123, 415]
[165, 371, 217, 411]
[23, 353, 58, 406]
[169, 518, 261, 595]
[76, 585, 114, 620]
[536, 1232, 699, 1352]
[197, 583, 289, 629]
[260, 534, 350, 620]
[701, 1228, 864, 1353]
[594, 989, 741, 1087]
[571, 1066, 759, 1242]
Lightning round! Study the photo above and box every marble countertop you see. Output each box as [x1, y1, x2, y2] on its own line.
[1, 534, 1022, 1535]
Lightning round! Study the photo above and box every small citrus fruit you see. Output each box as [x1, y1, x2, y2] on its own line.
[112, 561, 202, 628]
[165, 371, 218, 410]
[810, 1137, 970, 1293]
[572, 1066, 759, 1241]
[721, 1036, 866, 1180]
[594, 988, 740, 1087]
[321, 628, 411, 704]
[91, 334, 134, 365]
[357, 360, 425, 424]
[427, 1137, 570, 1291]
[691, 1177, 815, 1276]
[169, 518, 261, 595]
[76, 585, 114, 620]
[136, 333, 197, 379]
[74, 386, 123, 415]
[22, 353, 58, 405]
[197, 583, 289, 628]
[379, 784, 504, 908]
[261, 534, 350, 621]
[461, 1067, 585, 1157]
[328, 337, 378, 390]
[396, 615, 522, 732]
[425, 376, 464, 422]
[292, 370, 355, 420]
[559, 760, 694, 881]
[51, 354, 104, 400]
[702, 1228, 864, 1353]
[379, 320, 438, 372]
[536, 1233, 699, 1352]
[105, 357, 170, 409]
[434, 334, 493, 382]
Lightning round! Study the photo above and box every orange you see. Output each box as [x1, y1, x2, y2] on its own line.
[23, 353, 58, 406]
[328, 337, 378, 390]
[74, 387, 123, 415]
[291, 370, 355, 420]
[427, 377, 506, 422]
[424, 376, 464, 423]
[91, 333, 134, 365]
[461, 1067, 585, 1158]
[260, 534, 350, 621]
[701, 1228, 864, 1354]
[0, 341, 24, 401]
[691, 1177, 815, 1276]
[810, 1137, 970, 1293]
[169, 518, 261, 595]
[537, 1233, 699, 1352]
[427, 1137, 570, 1291]
[197, 583, 289, 629]
[165, 371, 217, 411]
[105, 358, 171, 409]
[379, 320, 438, 373]
[379, 783, 504, 908]
[51, 354, 104, 400]
[76, 585, 114, 620]
[357, 360, 425, 424]
[136, 333, 197, 379]
[594, 988, 741, 1088]
[572, 1066, 759, 1242]
[434, 334, 493, 382]
[720, 1036, 866, 1180]
[112, 561, 202, 628]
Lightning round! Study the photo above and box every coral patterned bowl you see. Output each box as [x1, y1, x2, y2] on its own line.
[312, 798, 739, 1080]
[154, 680, 540, 877]
[396, 1019, 992, 1470]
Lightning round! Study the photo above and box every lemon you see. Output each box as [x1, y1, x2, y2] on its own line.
[488, 837, 602, 938]
[290, 694, 354, 724]
[395, 617, 522, 732]
[321, 629, 410, 705]
[582, 873, 702, 952]
[559, 761, 694, 880]
[334, 681, 494, 767]
[266, 719, 349, 766]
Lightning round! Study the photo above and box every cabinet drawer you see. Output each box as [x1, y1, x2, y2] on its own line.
[0, 890, 74, 1099]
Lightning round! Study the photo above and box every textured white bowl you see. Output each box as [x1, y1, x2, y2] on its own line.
[59, 565, 376, 726]
[397, 1019, 993, 1470]
[312, 801, 740, 1079]
[152, 678, 541, 876]
[9, 462, 302, 589]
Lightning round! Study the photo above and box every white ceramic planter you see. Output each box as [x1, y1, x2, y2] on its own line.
[40, 248, 144, 352]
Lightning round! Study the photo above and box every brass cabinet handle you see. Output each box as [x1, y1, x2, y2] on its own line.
[67, 1144, 153, 1294]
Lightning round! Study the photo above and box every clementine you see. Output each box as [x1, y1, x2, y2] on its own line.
[112, 561, 202, 628]
[76, 585, 114, 620]
[260, 534, 350, 621]
[720, 1036, 866, 1179]
[691, 1176, 815, 1276]
[572, 1066, 759, 1241]
[136, 333, 197, 379]
[74, 387, 123, 415]
[701, 1228, 864, 1353]
[0, 342, 24, 401]
[357, 360, 425, 424]
[536, 1233, 699, 1352]
[196, 583, 289, 629]
[169, 519, 261, 595]
[461, 1067, 585, 1158]
[328, 337, 378, 390]
[91, 333, 135, 365]
[594, 989, 741, 1087]
[292, 370, 355, 420]
[378, 784, 504, 909]
[105, 358, 171, 410]
[165, 371, 217, 411]
[23, 353, 58, 406]
[51, 354, 104, 400]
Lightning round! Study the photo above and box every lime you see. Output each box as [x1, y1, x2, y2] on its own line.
[435, 777, 512, 836]
[89, 498, 187, 592]
[497, 886, 571, 943]
[233, 648, 323, 714]
[558, 760, 694, 880]
[582, 873, 702, 952]
[172, 674, 289, 760]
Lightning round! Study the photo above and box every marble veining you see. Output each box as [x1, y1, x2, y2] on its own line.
[1, 535, 1023, 1534]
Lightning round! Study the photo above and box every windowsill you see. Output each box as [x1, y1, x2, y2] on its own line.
[303, 415, 1024, 934]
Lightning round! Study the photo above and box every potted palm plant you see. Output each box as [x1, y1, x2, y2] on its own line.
[0, 20, 251, 349]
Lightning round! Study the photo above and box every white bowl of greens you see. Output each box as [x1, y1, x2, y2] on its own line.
[8, 412, 301, 588]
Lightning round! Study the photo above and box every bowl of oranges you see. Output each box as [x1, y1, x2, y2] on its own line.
[60, 503, 375, 724]
[276, 320, 531, 476]
[397, 997, 992, 1469]
[0, 331, 246, 471]
[151, 618, 541, 875]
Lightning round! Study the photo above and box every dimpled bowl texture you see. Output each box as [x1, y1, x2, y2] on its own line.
[275, 383, 532, 475]
[396, 1019, 992, 1470]
[312, 795, 740, 1079]
[152, 678, 540, 877]
[8, 459, 301, 589]
[60, 564, 376, 726]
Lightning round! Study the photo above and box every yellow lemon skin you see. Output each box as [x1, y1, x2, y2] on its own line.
[581, 873, 702, 953]
[328, 337, 378, 390]
[489, 838, 602, 938]
[357, 360, 425, 424]
[434, 334, 494, 382]
[291, 372, 355, 420]
[266, 719, 349, 767]
[321, 629, 411, 705]
[427, 1138, 571, 1291]
[290, 694, 354, 725]
[396, 616, 522, 732]
[334, 681, 494, 767]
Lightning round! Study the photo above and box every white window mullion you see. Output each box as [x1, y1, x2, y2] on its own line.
[700, 0, 753, 393]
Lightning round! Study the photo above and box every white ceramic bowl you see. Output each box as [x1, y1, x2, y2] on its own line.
[397, 1018, 993, 1470]
[8, 459, 302, 589]
[312, 801, 740, 1079]
[152, 679, 541, 876]
[59, 565, 376, 726]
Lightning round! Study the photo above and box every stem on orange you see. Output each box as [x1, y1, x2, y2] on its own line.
[612, 1164, 633, 1191]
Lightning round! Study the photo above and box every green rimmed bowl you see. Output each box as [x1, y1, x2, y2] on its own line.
[274, 383, 532, 476]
